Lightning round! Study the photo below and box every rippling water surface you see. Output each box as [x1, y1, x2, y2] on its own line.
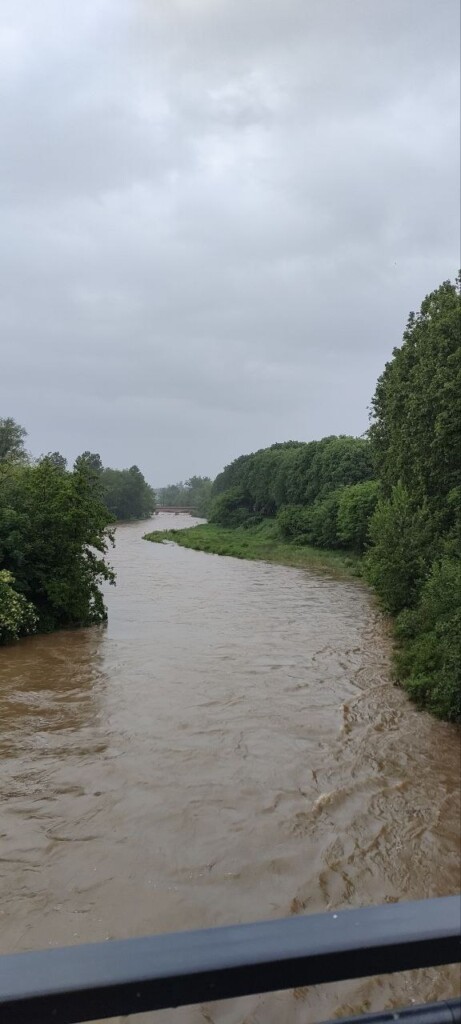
[0, 516, 459, 1023]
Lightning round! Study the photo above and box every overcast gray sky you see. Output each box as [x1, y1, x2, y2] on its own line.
[1, 0, 459, 485]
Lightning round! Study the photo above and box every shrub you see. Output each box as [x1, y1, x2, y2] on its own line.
[0, 570, 37, 644]
[277, 505, 313, 540]
[209, 488, 252, 528]
[394, 556, 461, 721]
[337, 480, 379, 553]
[308, 490, 344, 548]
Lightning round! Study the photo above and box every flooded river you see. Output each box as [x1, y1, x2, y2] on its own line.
[0, 515, 459, 1023]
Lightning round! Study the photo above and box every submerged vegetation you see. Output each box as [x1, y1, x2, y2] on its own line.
[0, 431, 115, 643]
[0, 426, 155, 643]
[147, 276, 461, 722]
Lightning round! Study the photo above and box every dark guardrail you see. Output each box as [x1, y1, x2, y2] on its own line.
[0, 895, 459, 1024]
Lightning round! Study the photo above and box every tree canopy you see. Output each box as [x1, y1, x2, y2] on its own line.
[0, 447, 115, 642]
[101, 465, 156, 521]
[210, 436, 374, 524]
[0, 418, 28, 465]
[0, 430, 155, 642]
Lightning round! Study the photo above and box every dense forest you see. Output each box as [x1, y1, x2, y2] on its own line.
[100, 462, 156, 521]
[157, 477, 212, 517]
[205, 276, 460, 721]
[0, 425, 156, 643]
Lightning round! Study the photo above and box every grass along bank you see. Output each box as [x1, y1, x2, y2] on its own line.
[143, 520, 362, 578]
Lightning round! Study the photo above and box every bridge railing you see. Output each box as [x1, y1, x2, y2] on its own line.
[0, 896, 459, 1024]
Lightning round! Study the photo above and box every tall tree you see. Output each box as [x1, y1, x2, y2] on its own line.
[101, 465, 156, 521]
[0, 418, 28, 464]
[0, 452, 115, 633]
[366, 274, 461, 719]
[369, 276, 461, 510]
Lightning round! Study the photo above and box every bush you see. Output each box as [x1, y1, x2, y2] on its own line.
[209, 488, 252, 528]
[0, 570, 37, 644]
[277, 493, 346, 548]
[308, 491, 344, 548]
[337, 480, 379, 553]
[394, 556, 461, 721]
[277, 505, 313, 540]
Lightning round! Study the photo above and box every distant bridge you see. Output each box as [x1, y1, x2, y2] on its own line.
[155, 506, 197, 515]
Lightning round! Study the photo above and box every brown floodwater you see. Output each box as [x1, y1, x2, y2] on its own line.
[0, 515, 459, 1023]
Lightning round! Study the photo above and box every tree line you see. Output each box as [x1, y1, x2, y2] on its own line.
[207, 275, 460, 721]
[0, 426, 156, 643]
[1, 275, 459, 721]
[156, 476, 212, 517]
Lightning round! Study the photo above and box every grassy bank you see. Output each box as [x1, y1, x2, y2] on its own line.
[144, 520, 362, 578]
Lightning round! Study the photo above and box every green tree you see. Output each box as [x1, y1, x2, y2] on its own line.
[370, 276, 461, 507]
[156, 477, 213, 516]
[0, 418, 28, 465]
[184, 476, 213, 517]
[101, 465, 156, 521]
[157, 483, 186, 507]
[45, 451, 67, 472]
[0, 454, 115, 631]
[75, 451, 103, 478]
[366, 274, 461, 717]
[395, 556, 461, 721]
[0, 570, 37, 644]
[307, 490, 344, 548]
[337, 480, 380, 553]
[365, 484, 433, 614]
[210, 488, 253, 527]
[277, 505, 313, 541]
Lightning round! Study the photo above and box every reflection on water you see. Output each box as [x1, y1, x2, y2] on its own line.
[0, 516, 459, 1022]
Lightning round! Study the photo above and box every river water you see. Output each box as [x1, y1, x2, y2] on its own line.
[0, 515, 459, 1023]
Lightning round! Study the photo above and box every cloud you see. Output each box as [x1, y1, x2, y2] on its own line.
[1, 0, 459, 482]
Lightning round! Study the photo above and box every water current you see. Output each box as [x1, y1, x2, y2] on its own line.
[0, 515, 459, 1022]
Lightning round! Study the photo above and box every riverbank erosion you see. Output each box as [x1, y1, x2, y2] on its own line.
[144, 520, 362, 578]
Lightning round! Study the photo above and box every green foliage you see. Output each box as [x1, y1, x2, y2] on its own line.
[300, 436, 374, 504]
[203, 274, 461, 720]
[370, 276, 461, 506]
[101, 465, 156, 521]
[364, 484, 433, 614]
[278, 483, 379, 553]
[337, 480, 380, 553]
[366, 274, 461, 718]
[157, 476, 213, 517]
[277, 505, 313, 540]
[0, 418, 28, 465]
[145, 520, 361, 577]
[75, 451, 103, 478]
[394, 557, 461, 721]
[209, 488, 253, 527]
[45, 451, 67, 472]
[307, 491, 345, 548]
[0, 441, 115, 636]
[0, 569, 37, 644]
[211, 436, 374, 522]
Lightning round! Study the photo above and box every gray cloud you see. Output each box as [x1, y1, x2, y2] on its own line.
[1, 0, 459, 483]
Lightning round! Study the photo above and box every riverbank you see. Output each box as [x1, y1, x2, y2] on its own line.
[144, 520, 362, 578]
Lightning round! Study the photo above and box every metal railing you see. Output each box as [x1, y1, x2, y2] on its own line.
[0, 895, 459, 1024]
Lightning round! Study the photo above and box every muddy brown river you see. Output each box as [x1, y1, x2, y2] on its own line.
[0, 515, 459, 1023]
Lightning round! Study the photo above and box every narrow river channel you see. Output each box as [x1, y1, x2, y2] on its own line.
[0, 515, 459, 1023]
